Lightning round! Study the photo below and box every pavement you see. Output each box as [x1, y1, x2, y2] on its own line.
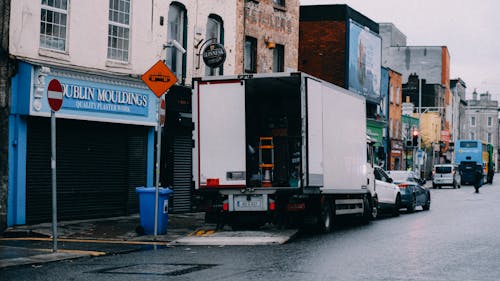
[0, 212, 297, 270]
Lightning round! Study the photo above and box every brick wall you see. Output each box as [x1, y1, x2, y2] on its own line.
[235, 0, 299, 73]
[298, 20, 346, 88]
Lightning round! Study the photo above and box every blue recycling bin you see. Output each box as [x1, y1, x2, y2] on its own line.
[135, 187, 173, 235]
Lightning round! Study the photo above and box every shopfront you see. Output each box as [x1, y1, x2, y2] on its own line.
[389, 139, 403, 170]
[8, 62, 157, 226]
[367, 119, 386, 168]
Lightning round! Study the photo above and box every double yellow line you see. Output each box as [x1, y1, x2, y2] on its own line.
[1, 237, 171, 256]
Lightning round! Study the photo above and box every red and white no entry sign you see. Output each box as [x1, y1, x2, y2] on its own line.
[47, 79, 64, 112]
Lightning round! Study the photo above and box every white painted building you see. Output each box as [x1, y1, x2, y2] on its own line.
[5, 0, 246, 226]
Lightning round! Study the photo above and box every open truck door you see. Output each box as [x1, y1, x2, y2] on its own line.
[194, 79, 246, 188]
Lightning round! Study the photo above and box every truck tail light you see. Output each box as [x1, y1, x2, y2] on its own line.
[222, 200, 229, 211]
[269, 199, 276, 211]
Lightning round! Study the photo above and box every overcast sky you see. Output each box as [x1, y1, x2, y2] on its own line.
[300, 0, 500, 100]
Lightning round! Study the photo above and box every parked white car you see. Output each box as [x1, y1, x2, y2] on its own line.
[374, 166, 402, 216]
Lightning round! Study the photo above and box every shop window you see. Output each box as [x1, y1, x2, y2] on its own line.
[273, 44, 284, 72]
[40, 0, 68, 51]
[244, 36, 257, 73]
[107, 0, 131, 62]
[167, 2, 187, 82]
[205, 14, 224, 76]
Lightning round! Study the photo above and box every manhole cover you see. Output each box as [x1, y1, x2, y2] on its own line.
[93, 263, 217, 276]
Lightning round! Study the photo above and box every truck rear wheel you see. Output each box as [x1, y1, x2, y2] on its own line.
[317, 199, 333, 233]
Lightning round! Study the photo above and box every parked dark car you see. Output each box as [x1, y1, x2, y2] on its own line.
[387, 170, 431, 212]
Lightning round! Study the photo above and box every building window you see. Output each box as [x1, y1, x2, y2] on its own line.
[167, 2, 187, 82]
[107, 0, 131, 62]
[273, 44, 284, 72]
[488, 116, 493, 127]
[488, 133, 492, 143]
[273, 0, 285, 7]
[470, 116, 476, 127]
[470, 132, 475, 140]
[40, 0, 68, 51]
[244, 36, 257, 73]
[205, 14, 224, 76]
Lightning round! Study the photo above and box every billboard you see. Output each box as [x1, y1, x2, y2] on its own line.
[348, 20, 382, 101]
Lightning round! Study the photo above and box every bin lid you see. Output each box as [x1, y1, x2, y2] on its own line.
[135, 187, 173, 195]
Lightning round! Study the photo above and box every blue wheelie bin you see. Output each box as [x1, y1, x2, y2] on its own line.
[135, 187, 173, 235]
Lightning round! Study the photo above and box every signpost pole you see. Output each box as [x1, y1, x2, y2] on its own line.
[47, 78, 63, 253]
[141, 60, 177, 237]
[51, 110, 58, 252]
[154, 94, 163, 236]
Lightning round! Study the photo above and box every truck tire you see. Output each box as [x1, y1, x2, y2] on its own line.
[317, 199, 333, 233]
[362, 195, 377, 223]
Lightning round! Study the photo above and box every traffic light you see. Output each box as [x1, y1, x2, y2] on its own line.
[412, 130, 419, 146]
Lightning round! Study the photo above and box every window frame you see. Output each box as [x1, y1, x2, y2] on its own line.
[470, 116, 476, 127]
[205, 14, 224, 76]
[273, 0, 285, 8]
[488, 116, 493, 127]
[272, 44, 285, 72]
[167, 2, 187, 82]
[107, 0, 131, 63]
[244, 36, 257, 73]
[40, 0, 69, 52]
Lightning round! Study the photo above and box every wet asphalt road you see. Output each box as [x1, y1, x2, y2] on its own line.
[3, 181, 500, 280]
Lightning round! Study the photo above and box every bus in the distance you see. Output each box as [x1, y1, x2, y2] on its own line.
[454, 140, 494, 185]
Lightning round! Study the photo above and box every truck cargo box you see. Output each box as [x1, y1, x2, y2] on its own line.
[192, 72, 368, 194]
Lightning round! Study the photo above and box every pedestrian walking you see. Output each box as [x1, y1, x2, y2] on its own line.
[474, 167, 482, 193]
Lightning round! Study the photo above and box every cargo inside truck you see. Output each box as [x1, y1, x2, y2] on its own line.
[244, 76, 302, 188]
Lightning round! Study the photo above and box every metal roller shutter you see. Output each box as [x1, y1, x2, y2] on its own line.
[26, 117, 147, 224]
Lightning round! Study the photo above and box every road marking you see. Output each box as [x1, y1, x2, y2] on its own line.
[0, 237, 169, 246]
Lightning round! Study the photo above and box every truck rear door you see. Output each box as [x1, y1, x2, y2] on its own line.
[305, 77, 324, 187]
[195, 80, 246, 188]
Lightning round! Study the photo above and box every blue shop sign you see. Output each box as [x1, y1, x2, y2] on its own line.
[24, 63, 157, 126]
[61, 82, 149, 116]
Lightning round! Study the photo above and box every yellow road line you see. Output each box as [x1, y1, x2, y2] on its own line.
[0, 245, 106, 257]
[0, 237, 169, 246]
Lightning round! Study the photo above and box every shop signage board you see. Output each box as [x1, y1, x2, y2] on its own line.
[141, 60, 178, 98]
[203, 43, 226, 68]
[47, 79, 64, 111]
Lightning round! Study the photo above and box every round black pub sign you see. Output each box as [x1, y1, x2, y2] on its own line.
[202, 43, 226, 68]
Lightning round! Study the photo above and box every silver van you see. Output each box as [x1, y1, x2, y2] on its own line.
[432, 164, 461, 189]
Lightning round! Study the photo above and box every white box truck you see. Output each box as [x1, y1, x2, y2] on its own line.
[192, 72, 377, 232]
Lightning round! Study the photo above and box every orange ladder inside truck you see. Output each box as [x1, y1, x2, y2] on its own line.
[259, 137, 274, 187]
